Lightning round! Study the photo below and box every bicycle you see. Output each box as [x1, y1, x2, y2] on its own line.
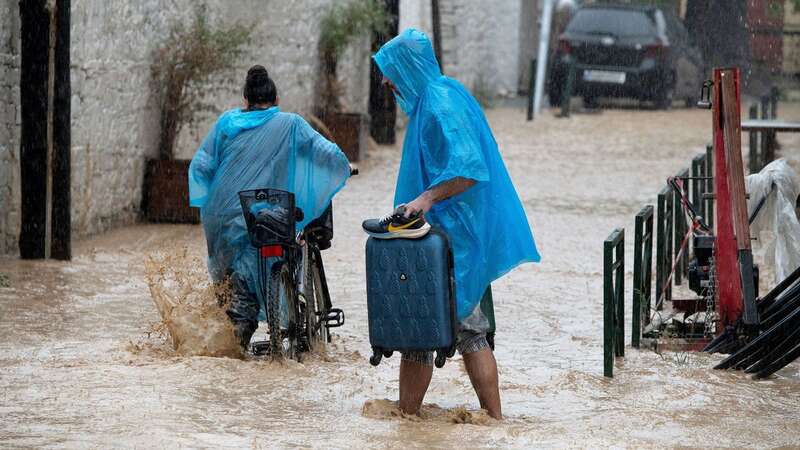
[238, 167, 356, 361]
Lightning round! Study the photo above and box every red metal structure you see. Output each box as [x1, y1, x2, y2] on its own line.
[711, 67, 759, 330]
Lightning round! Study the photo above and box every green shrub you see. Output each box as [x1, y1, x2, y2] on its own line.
[318, 0, 388, 115]
[151, 7, 250, 160]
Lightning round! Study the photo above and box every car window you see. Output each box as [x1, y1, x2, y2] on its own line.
[654, 10, 670, 44]
[566, 8, 657, 37]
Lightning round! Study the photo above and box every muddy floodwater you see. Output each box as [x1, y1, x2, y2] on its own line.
[2, 104, 800, 448]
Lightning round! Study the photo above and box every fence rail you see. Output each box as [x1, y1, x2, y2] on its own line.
[656, 185, 673, 310]
[691, 154, 707, 221]
[706, 145, 714, 228]
[747, 93, 780, 174]
[602, 150, 714, 376]
[604, 228, 625, 378]
[632, 205, 654, 348]
[674, 167, 690, 285]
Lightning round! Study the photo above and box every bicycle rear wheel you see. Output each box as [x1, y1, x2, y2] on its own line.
[267, 261, 285, 358]
[268, 260, 300, 360]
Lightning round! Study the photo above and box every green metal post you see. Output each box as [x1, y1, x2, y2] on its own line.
[749, 104, 758, 174]
[604, 228, 624, 377]
[527, 58, 536, 121]
[674, 172, 683, 285]
[666, 187, 673, 304]
[615, 229, 625, 358]
[632, 205, 653, 348]
[760, 96, 771, 170]
[604, 237, 614, 377]
[692, 154, 705, 220]
[656, 185, 673, 310]
[705, 144, 714, 229]
[559, 56, 576, 118]
[678, 168, 690, 280]
[656, 189, 665, 311]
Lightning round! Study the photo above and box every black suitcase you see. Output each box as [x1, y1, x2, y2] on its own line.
[365, 229, 457, 368]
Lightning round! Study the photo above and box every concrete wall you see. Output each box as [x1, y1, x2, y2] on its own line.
[0, 0, 371, 255]
[0, 0, 21, 255]
[400, 0, 538, 98]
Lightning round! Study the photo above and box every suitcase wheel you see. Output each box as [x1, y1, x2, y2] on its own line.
[369, 348, 382, 366]
[382, 350, 394, 358]
[434, 350, 447, 368]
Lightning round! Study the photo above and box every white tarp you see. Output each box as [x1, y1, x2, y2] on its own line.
[746, 158, 800, 283]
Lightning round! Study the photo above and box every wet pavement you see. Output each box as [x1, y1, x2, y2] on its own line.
[1, 104, 800, 448]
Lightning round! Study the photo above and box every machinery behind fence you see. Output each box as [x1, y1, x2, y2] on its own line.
[603, 67, 800, 379]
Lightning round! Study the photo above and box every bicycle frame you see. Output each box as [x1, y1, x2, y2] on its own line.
[242, 166, 355, 360]
[245, 205, 343, 359]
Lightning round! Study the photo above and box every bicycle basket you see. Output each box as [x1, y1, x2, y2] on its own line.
[238, 188, 296, 247]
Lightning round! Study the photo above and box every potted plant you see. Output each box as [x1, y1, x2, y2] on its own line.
[145, 8, 249, 223]
[317, 0, 387, 161]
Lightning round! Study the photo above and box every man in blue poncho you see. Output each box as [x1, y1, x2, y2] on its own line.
[364, 29, 541, 419]
[189, 65, 351, 350]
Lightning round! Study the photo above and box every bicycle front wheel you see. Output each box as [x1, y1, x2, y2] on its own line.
[303, 246, 327, 351]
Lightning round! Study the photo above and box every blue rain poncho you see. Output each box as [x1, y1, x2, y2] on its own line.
[374, 29, 541, 320]
[189, 107, 350, 316]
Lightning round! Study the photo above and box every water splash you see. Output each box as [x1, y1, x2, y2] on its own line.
[143, 247, 242, 358]
[361, 399, 498, 425]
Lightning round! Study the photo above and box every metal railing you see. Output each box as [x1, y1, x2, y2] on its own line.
[604, 228, 625, 378]
[705, 145, 715, 229]
[691, 153, 707, 221]
[603, 151, 715, 376]
[656, 184, 674, 310]
[747, 92, 780, 174]
[674, 167, 690, 285]
[632, 205, 654, 349]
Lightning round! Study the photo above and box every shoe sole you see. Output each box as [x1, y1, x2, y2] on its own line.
[364, 222, 431, 239]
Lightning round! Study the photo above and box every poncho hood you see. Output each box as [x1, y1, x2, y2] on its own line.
[373, 28, 441, 115]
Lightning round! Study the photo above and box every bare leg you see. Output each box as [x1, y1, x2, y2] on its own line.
[463, 347, 502, 419]
[398, 359, 433, 415]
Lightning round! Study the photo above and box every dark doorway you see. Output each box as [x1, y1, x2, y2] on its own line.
[368, 0, 399, 145]
[18, 0, 71, 260]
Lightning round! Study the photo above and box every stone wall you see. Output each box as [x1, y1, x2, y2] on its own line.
[0, 0, 371, 255]
[0, 0, 21, 255]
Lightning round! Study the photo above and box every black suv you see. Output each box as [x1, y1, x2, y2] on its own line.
[548, 4, 703, 109]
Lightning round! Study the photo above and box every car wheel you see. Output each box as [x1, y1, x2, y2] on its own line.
[582, 96, 599, 109]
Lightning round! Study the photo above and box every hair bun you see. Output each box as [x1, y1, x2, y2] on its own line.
[244, 64, 278, 105]
[247, 65, 269, 79]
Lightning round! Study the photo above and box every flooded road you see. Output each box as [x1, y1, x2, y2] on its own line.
[2, 104, 800, 448]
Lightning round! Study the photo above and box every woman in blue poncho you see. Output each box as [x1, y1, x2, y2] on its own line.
[188, 65, 351, 350]
[364, 29, 541, 419]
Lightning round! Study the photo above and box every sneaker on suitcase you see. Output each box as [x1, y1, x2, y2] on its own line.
[362, 205, 431, 239]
